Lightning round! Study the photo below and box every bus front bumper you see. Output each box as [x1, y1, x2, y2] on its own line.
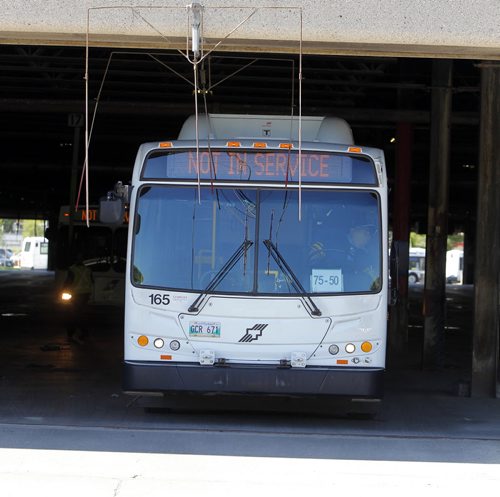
[123, 361, 384, 398]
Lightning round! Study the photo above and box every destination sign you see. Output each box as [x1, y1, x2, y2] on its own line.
[143, 150, 377, 185]
[60, 208, 129, 224]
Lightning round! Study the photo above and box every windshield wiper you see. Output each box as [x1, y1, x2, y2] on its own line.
[263, 239, 322, 317]
[188, 240, 253, 313]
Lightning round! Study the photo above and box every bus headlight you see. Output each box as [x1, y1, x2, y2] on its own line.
[153, 338, 164, 349]
[170, 340, 180, 351]
[61, 292, 72, 302]
[345, 343, 356, 354]
[328, 344, 339, 355]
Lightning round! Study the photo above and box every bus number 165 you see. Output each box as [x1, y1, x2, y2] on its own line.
[149, 294, 170, 306]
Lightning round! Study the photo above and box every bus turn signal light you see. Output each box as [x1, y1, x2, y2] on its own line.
[137, 335, 149, 347]
[361, 341, 373, 353]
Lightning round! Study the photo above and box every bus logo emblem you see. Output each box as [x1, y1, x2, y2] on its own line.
[239, 324, 268, 343]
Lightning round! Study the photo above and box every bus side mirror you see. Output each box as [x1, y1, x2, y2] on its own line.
[99, 181, 130, 224]
[100, 198, 124, 224]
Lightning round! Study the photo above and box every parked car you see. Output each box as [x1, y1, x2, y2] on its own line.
[0, 247, 14, 267]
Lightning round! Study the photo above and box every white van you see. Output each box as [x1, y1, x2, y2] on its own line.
[446, 249, 464, 284]
[20, 236, 48, 269]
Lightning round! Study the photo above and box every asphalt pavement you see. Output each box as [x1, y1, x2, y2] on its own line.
[1, 270, 499, 495]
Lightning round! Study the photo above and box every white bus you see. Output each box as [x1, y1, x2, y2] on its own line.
[55, 206, 128, 305]
[409, 247, 426, 284]
[118, 114, 388, 405]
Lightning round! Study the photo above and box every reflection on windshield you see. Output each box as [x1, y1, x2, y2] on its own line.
[132, 186, 381, 294]
[133, 187, 256, 292]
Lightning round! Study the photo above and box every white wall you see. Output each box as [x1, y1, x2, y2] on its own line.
[1, 1, 499, 59]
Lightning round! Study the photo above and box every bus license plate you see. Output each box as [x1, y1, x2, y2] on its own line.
[189, 321, 221, 338]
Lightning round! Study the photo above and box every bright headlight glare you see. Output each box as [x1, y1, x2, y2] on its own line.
[61, 292, 72, 301]
[153, 338, 164, 349]
[170, 340, 180, 351]
[328, 344, 339, 355]
[345, 343, 356, 354]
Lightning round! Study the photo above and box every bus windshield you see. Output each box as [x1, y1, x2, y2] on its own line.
[132, 186, 381, 294]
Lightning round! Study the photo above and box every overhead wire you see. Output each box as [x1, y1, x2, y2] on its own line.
[85, 4, 304, 221]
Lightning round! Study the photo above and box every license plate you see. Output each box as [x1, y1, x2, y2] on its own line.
[189, 321, 221, 338]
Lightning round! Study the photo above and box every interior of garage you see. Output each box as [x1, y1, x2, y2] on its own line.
[0, 43, 497, 408]
[0, 46, 481, 222]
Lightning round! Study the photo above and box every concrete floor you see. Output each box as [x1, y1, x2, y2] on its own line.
[1, 270, 499, 495]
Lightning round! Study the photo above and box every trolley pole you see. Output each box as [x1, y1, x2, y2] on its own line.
[68, 113, 83, 255]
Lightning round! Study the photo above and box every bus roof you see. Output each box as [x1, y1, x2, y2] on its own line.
[177, 114, 354, 145]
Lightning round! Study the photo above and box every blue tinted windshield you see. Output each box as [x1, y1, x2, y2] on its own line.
[132, 186, 381, 294]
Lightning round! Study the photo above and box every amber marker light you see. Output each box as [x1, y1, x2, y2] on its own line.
[253, 142, 267, 148]
[227, 141, 241, 147]
[337, 359, 348, 365]
[160, 355, 172, 360]
[348, 146, 362, 153]
[279, 143, 293, 149]
[159, 142, 173, 148]
[361, 341, 373, 353]
[137, 335, 149, 347]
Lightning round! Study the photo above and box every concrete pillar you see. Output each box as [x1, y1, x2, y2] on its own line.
[423, 59, 453, 370]
[471, 62, 500, 397]
[388, 122, 413, 366]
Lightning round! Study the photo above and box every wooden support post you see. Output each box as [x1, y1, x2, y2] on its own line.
[423, 60, 453, 370]
[388, 122, 413, 366]
[471, 62, 500, 397]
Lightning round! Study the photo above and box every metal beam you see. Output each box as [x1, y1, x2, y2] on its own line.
[423, 59, 453, 370]
[388, 122, 413, 366]
[471, 62, 500, 397]
[0, 98, 480, 124]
